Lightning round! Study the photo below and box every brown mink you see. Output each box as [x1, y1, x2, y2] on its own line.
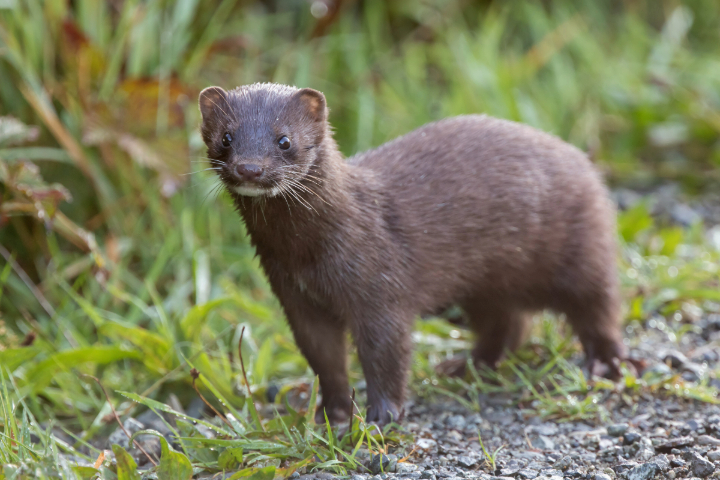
[198, 83, 625, 426]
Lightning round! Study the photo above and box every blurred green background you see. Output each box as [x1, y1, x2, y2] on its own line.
[1, 0, 720, 468]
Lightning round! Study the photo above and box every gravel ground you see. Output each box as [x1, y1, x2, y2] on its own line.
[99, 184, 720, 479]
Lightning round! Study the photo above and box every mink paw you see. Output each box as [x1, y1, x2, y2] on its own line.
[586, 354, 626, 380]
[314, 400, 352, 425]
[366, 398, 403, 426]
[435, 356, 469, 378]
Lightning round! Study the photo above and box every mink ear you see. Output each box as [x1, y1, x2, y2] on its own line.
[291, 88, 327, 123]
[198, 86, 228, 122]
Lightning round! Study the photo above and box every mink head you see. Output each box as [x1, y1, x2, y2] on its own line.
[198, 83, 327, 197]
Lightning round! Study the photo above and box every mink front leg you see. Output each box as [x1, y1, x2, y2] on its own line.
[277, 286, 352, 424]
[350, 309, 413, 426]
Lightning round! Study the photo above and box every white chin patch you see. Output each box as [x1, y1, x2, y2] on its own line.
[232, 185, 281, 197]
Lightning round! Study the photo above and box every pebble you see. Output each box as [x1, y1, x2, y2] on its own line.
[624, 462, 660, 480]
[623, 432, 642, 445]
[708, 450, 720, 462]
[553, 456, 575, 470]
[370, 454, 397, 474]
[446, 415, 466, 430]
[416, 438, 438, 452]
[653, 454, 670, 471]
[456, 456, 477, 469]
[657, 436, 695, 452]
[698, 435, 720, 446]
[515, 468, 538, 479]
[644, 362, 672, 377]
[532, 435, 555, 450]
[662, 350, 689, 369]
[594, 475, 612, 480]
[397, 463, 419, 474]
[670, 458, 686, 468]
[607, 424, 629, 437]
[690, 452, 715, 478]
[107, 418, 145, 449]
[686, 419, 705, 432]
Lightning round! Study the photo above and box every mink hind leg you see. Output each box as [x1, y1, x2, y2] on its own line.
[561, 292, 625, 379]
[553, 258, 625, 379]
[437, 297, 529, 377]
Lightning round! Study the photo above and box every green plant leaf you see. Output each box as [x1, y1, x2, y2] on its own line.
[112, 445, 141, 480]
[218, 447, 243, 470]
[228, 466, 276, 480]
[157, 435, 193, 480]
[23, 346, 141, 393]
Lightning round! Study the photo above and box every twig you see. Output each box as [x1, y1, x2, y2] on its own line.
[238, 326, 252, 397]
[190, 368, 235, 430]
[0, 244, 55, 318]
[82, 374, 158, 466]
[347, 388, 355, 437]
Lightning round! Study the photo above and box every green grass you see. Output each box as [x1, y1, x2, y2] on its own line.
[1, 0, 720, 477]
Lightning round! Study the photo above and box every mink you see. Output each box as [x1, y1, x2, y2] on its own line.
[198, 83, 625, 426]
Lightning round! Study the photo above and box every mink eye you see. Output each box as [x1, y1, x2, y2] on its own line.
[278, 136, 291, 150]
[221, 132, 232, 148]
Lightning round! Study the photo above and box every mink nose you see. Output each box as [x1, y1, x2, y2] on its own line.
[235, 164, 264, 182]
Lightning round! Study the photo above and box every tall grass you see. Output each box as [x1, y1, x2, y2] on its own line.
[1, 0, 720, 476]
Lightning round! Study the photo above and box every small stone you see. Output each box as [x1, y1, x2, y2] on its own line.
[662, 350, 689, 369]
[515, 469, 538, 479]
[644, 362, 672, 377]
[594, 475, 612, 480]
[446, 415, 466, 430]
[656, 436, 695, 452]
[539, 469, 562, 477]
[499, 459, 523, 476]
[670, 458, 686, 468]
[708, 450, 720, 462]
[108, 418, 145, 449]
[420, 471, 436, 480]
[634, 444, 655, 462]
[671, 203, 702, 226]
[686, 419, 705, 431]
[607, 424, 629, 437]
[612, 462, 639, 475]
[653, 454, 670, 471]
[598, 438, 614, 450]
[623, 432, 642, 445]
[533, 435, 554, 450]
[350, 476, 364, 480]
[290, 473, 301, 479]
[624, 463, 660, 480]
[554, 456, 574, 470]
[265, 383, 280, 403]
[445, 430, 463, 443]
[416, 438, 438, 452]
[456, 456, 478, 469]
[397, 463, 419, 474]
[682, 368, 702, 382]
[370, 454, 395, 474]
[699, 435, 720, 446]
[690, 452, 715, 478]
[526, 423, 559, 436]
